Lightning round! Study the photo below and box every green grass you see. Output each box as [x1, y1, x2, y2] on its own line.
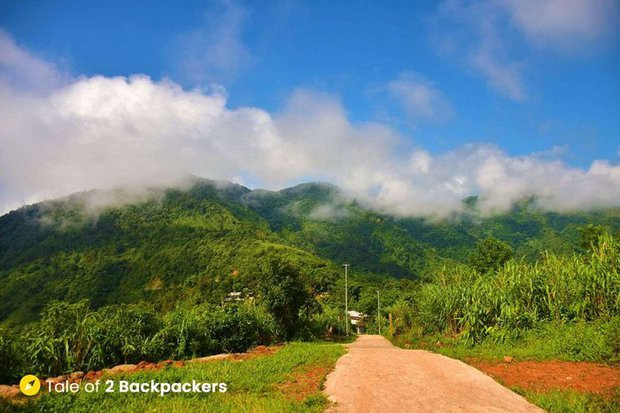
[513, 388, 619, 413]
[391, 319, 619, 363]
[6, 342, 345, 413]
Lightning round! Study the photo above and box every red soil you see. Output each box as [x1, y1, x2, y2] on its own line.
[278, 365, 331, 401]
[230, 344, 282, 361]
[470, 360, 620, 397]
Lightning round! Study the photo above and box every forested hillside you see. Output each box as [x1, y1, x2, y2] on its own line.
[1, 178, 620, 326]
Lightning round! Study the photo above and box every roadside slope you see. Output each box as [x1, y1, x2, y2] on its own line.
[324, 335, 542, 413]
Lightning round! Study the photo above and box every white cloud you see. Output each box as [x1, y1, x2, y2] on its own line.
[171, 0, 253, 85]
[432, 0, 618, 100]
[0, 30, 66, 92]
[433, 0, 528, 101]
[308, 203, 350, 221]
[387, 72, 454, 121]
[469, 30, 527, 101]
[2, 31, 620, 218]
[500, 0, 620, 52]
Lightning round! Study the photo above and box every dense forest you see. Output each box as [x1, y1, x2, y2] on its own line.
[0, 178, 619, 382]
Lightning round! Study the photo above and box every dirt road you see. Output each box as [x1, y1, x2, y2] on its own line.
[324, 335, 543, 413]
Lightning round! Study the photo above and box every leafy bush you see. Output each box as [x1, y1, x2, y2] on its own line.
[203, 304, 277, 353]
[158, 305, 215, 359]
[159, 302, 278, 359]
[547, 318, 620, 362]
[391, 318, 619, 363]
[0, 299, 280, 380]
[469, 236, 513, 274]
[256, 257, 313, 338]
[0, 329, 23, 383]
[93, 304, 165, 366]
[23, 300, 99, 375]
[411, 232, 620, 345]
[388, 299, 417, 337]
[308, 304, 345, 338]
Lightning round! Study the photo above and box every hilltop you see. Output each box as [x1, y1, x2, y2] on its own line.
[1, 178, 619, 325]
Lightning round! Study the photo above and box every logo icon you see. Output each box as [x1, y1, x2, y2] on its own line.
[19, 375, 41, 396]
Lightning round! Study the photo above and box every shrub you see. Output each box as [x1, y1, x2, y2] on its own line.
[159, 302, 278, 359]
[388, 299, 417, 337]
[204, 305, 270, 353]
[256, 258, 313, 338]
[0, 295, 284, 381]
[308, 304, 344, 338]
[92, 304, 165, 366]
[412, 232, 619, 345]
[0, 329, 23, 383]
[469, 236, 513, 274]
[158, 305, 215, 359]
[23, 300, 99, 375]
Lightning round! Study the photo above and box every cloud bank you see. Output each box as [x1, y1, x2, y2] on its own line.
[1, 31, 620, 218]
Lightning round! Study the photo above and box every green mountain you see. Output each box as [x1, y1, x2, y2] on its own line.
[1, 178, 619, 326]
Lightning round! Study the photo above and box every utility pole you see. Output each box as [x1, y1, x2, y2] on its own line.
[377, 290, 381, 335]
[343, 264, 349, 335]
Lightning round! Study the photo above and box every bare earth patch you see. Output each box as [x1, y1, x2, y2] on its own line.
[470, 360, 620, 397]
[278, 365, 331, 401]
[230, 344, 283, 361]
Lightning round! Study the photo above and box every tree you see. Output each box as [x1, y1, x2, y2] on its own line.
[469, 236, 513, 274]
[578, 224, 607, 252]
[256, 257, 311, 338]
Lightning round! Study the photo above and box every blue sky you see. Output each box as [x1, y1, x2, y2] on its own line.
[2, 0, 618, 165]
[0, 0, 619, 215]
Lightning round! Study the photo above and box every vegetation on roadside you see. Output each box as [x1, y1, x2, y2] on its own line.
[513, 388, 619, 413]
[387, 231, 619, 361]
[391, 319, 619, 363]
[4, 342, 345, 413]
[0, 300, 280, 382]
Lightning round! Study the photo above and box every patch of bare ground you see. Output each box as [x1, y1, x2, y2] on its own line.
[278, 365, 332, 401]
[469, 360, 620, 397]
[230, 344, 283, 361]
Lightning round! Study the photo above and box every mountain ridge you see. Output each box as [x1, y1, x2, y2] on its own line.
[1, 178, 620, 325]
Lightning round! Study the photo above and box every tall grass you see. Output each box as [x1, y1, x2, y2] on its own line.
[403, 232, 619, 346]
[0, 301, 279, 381]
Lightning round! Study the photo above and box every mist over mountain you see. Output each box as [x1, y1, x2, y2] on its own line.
[2, 178, 619, 326]
[2, 32, 620, 218]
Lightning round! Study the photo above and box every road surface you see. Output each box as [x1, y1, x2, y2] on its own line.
[324, 335, 543, 413]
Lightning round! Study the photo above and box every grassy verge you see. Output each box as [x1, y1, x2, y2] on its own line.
[5, 342, 345, 413]
[512, 388, 619, 413]
[391, 320, 618, 363]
